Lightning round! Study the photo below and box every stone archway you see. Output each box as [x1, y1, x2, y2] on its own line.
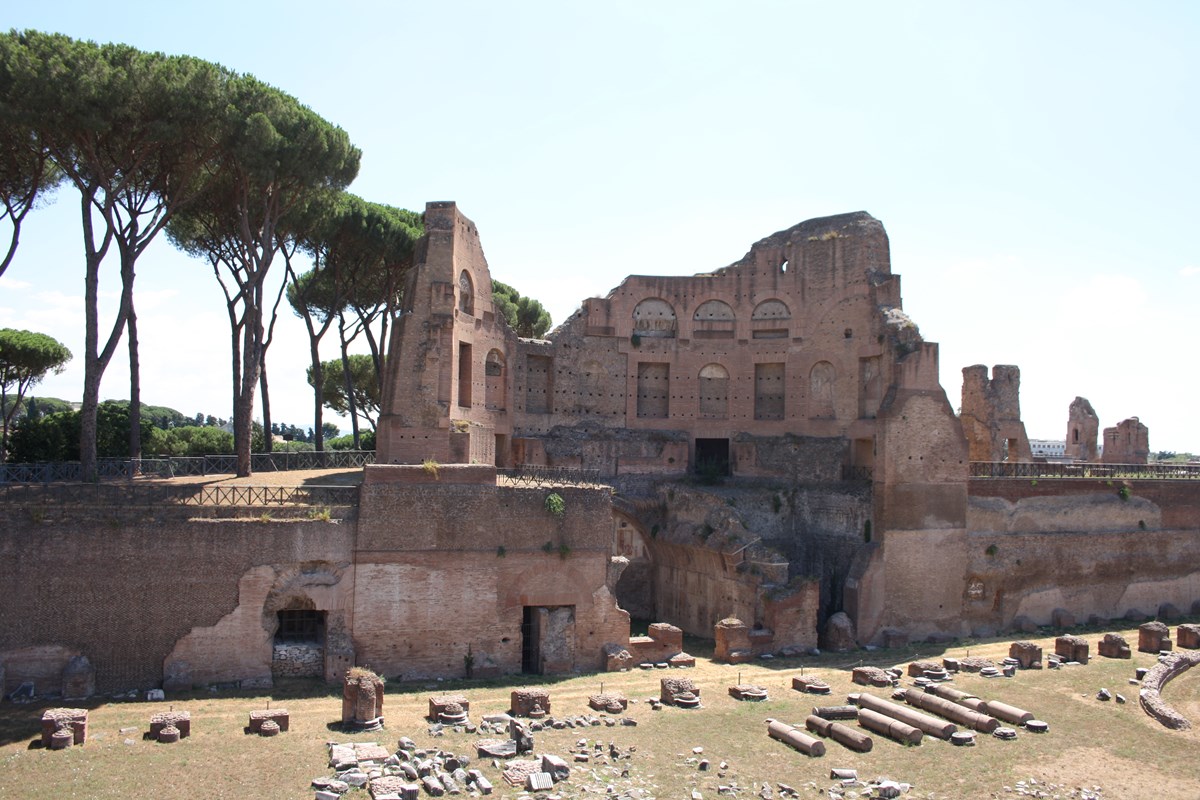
[611, 508, 655, 620]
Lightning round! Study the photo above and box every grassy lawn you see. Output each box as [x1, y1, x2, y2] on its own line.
[3, 625, 1199, 799]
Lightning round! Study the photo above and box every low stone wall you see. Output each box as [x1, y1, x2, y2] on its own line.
[1139, 650, 1200, 730]
[271, 642, 323, 679]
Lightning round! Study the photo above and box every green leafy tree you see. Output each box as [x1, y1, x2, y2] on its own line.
[0, 115, 61, 279]
[7, 401, 149, 463]
[492, 280, 552, 338]
[168, 74, 360, 476]
[0, 31, 235, 476]
[307, 354, 380, 441]
[0, 328, 71, 461]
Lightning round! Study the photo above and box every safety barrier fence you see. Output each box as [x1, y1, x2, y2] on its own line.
[498, 465, 604, 488]
[0, 482, 359, 507]
[0, 451, 375, 484]
[970, 462, 1200, 480]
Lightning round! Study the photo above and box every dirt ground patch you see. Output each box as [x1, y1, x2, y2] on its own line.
[4, 626, 1200, 799]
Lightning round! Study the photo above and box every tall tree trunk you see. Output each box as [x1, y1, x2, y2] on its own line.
[311, 343, 325, 452]
[338, 314, 360, 449]
[78, 190, 125, 482]
[127, 297, 142, 465]
[260, 362, 273, 454]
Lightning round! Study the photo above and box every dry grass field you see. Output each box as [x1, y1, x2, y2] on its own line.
[3, 626, 1200, 799]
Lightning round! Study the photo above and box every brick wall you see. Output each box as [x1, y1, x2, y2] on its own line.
[0, 508, 351, 693]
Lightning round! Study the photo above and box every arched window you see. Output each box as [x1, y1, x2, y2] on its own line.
[693, 300, 735, 321]
[693, 299, 735, 340]
[751, 299, 790, 339]
[458, 270, 475, 315]
[632, 298, 677, 338]
[698, 364, 729, 418]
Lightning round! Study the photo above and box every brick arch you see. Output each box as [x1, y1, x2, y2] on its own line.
[632, 298, 677, 338]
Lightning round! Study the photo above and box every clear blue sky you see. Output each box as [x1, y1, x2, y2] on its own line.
[3, 1, 1198, 451]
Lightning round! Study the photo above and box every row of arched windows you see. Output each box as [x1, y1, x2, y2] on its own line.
[632, 297, 792, 338]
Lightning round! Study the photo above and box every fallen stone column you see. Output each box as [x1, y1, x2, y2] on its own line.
[924, 684, 974, 704]
[766, 720, 826, 756]
[981, 699, 1034, 726]
[856, 708, 922, 746]
[811, 705, 859, 720]
[804, 714, 873, 752]
[849, 693, 956, 739]
[902, 689, 998, 733]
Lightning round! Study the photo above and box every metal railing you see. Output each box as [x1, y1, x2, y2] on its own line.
[970, 462, 1200, 480]
[0, 481, 359, 508]
[0, 451, 375, 484]
[498, 465, 604, 488]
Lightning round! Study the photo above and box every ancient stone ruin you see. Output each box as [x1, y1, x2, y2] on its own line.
[149, 710, 190, 742]
[960, 365, 1032, 462]
[247, 708, 289, 736]
[660, 677, 701, 708]
[1102, 417, 1150, 464]
[510, 688, 551, 718]
[1139, 621, 1172, 653]
[1064, 397, 1100, 461]
[1097, 633, 1131, 659]
[342, 668, 385, 731]
[1055, 635, 1090, 664]
[1008, 642, 1042, 669]
[40, 708, 87, 750]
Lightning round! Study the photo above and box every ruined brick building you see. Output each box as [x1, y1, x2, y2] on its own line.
[2, 202, 1195, 697]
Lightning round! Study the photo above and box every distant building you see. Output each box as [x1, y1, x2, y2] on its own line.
[1030, 439, 1066, 460]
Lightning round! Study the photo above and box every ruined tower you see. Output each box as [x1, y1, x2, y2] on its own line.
[1064, 397, 1100, 461]
[1101, 417, 1150, 464]
[959, 364, 1033, 462]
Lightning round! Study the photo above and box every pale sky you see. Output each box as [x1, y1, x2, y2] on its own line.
[2, 1, 1198, 452]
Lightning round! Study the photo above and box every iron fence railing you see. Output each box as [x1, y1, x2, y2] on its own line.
[0, 481, 359, 508]
[970, 462, 1200, 480]
[498, 465, 604, 488]
[0, 451, 375, 484]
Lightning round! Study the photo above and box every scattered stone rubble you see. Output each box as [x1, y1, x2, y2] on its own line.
[728, 684, 769, 701]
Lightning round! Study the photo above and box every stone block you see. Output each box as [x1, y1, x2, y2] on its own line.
[1176, 624, 1200, 649]
[1008, 641, 1042, 669]
[248, 708, 290, 733]
[1055, 635, 1089, 665]
[881, 628, 908, 649]
[1139, 621, 1170, 654]
[1097, 633, 1131, 659]
[149, 710, 191, 739]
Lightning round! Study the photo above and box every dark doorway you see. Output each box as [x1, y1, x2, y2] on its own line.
[521, 606, 540, 674]
[694, 438, 730, 477]
[276, 609, 324, 643]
